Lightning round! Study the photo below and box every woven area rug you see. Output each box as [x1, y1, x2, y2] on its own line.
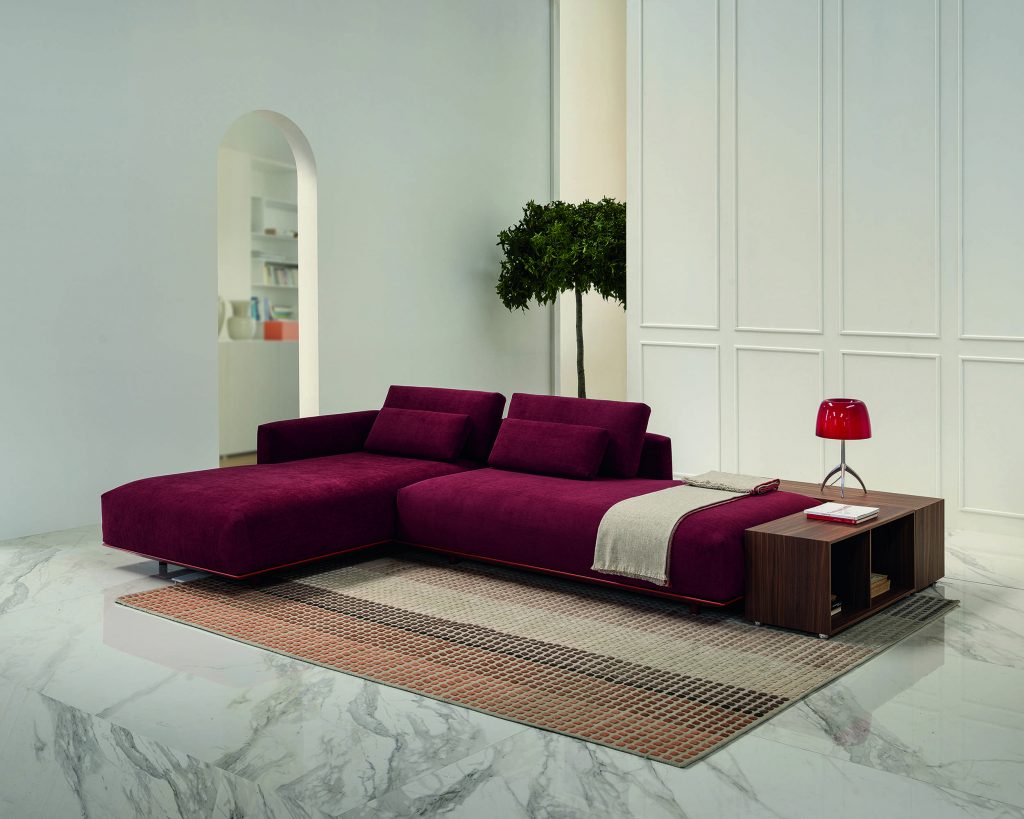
[117, 551, 957, 767]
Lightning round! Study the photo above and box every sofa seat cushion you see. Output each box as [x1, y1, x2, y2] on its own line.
[397, 468, 814, 603]
[102, 452, 473, 577]
[487, 419, 608, 479]
[506, 393, 651, 478]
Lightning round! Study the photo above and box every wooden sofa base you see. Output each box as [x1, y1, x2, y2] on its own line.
[108, 538, 742, 615]
[397, 541, 742, 614]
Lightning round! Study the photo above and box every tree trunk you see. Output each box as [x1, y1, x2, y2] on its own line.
[575, 287, 586, 398]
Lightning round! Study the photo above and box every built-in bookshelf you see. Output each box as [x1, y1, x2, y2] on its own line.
[249, 169, 298, 321]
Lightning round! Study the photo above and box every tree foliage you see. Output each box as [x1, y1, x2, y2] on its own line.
[496, 198, 626, 312]
[496, 198, 626, 398]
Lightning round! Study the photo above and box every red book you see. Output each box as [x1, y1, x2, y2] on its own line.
[804, 502, 879, 524]
[805, 512, 877, 525]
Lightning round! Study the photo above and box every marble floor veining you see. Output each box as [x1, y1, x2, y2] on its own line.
[0, 527, 1022, 818]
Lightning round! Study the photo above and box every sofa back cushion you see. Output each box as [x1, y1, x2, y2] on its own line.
[506, 393, 652, 478]
[364, 408, 470, 462]
[382, 385, 507, 462]
[487, 419, 609, 479]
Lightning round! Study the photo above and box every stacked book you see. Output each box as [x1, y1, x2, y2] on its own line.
[831, 594, 842, 616]
[805, 502, 879, 524]
[870, 572, 891, 598]
[262, 264, 298, 286]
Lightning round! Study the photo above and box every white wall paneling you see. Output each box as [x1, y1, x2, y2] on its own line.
[734, 0, 823, 334]
[216, 148, 253, 305]
[640, 342, 720, 476]
[638, 0, 719, 330]
[841, 351, 941, 496]
[628, 0, 1024, 534]
[959, 0, 1024, 341]
[840, 0, 940, 337]
[735, 347, 823, 482]
[960, 357, 1024, 519]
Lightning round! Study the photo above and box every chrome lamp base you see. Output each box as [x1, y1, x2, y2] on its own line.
[820, 440, 867, 497]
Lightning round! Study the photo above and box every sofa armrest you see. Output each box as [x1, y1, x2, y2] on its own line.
[636, 432, 673, 480]
[257, 410, 379, 464]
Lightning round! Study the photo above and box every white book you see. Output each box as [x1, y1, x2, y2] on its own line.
[805, 502, 879, 523]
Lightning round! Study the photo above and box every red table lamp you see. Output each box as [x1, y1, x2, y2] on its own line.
[816, 398, 871, 497]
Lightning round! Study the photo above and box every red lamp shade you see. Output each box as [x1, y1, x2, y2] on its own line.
[815, 398, 871, 440]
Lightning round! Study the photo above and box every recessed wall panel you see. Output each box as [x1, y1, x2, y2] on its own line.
[962, 1, 1024, 339]
[641, 343, 719, 474]
[962, 358, 1024, 516]
[735, 0, 821, 332]
[628, 0, 1024, 535]
[641, 0, 719, 327]
[841, 0, 938, 335]
[736, 348, 822, 480]
[842, 353, 940, 496]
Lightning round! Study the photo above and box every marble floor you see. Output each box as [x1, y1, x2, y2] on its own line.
[0, 528, 1022, 819]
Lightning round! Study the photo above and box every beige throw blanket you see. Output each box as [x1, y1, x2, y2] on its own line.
[683, 470, 780, 495]
[591, 472, 778, 587]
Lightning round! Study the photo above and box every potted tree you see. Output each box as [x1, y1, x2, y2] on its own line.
[496, 198, 626, 398]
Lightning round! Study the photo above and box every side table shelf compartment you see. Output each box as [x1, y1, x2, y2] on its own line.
[829, 532, 870, 629]
[827, 516, 916, 632]
[868, 514, 914, 608]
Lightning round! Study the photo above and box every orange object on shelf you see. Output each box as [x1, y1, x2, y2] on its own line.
[263, 320, 299, 341]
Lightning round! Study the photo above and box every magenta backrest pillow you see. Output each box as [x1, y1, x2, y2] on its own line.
[488, 419, 609, 479]
[382, 385, 506, 462]
[364, 408, 470, 461]
[506, 393, 652, 478]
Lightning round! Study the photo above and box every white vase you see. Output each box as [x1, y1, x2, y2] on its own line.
[227, 299, 256, 340]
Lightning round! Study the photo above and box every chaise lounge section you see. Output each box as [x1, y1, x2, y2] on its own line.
[102, 386, 504, 577]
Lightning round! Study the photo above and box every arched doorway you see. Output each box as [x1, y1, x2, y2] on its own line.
[216, 111, 318, 463]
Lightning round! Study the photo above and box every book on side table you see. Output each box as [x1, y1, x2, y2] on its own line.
[805, 502, 879, 524]
[870, 572, 891, 597]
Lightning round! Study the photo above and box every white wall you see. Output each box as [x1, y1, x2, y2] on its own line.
[216, 147, 253, 306]
[0, 1, 553, 540]
[627, 0, 1024, 535]
[221, 117, 295, 167]
[557, 0, 628, 400]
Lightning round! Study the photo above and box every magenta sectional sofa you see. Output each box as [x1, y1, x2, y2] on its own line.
[102, 385, 812, 607]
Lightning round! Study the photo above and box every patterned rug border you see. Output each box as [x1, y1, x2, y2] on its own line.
[115, 557, 959, 768]
[677, 595, 959, 765]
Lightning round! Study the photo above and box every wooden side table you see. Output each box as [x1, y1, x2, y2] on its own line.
[744, 481, 944, 637]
